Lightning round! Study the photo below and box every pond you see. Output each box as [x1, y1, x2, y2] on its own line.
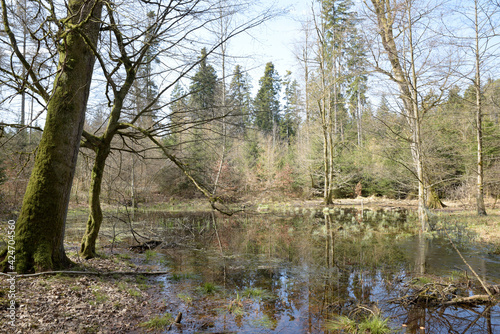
[67, 207, 500, 333]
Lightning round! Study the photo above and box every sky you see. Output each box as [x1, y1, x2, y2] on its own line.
[1, 0, 312, 126]
[222, 0, 312, 93]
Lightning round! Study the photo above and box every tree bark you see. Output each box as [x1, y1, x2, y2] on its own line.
[4, 0, 103, 273]
[474, 0, 487, 216]
[427, 187, 445, 209]
[370, 0, 429, 230]
[79, 87, 134, 260]
[80, 144, 110, 259]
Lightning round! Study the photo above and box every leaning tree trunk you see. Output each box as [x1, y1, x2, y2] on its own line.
[80, 144, 110, 259]
[4, 0, 103, 273]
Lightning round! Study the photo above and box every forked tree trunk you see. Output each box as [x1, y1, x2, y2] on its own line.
[370, 0, 429, 230]
[3, 0, 103, 273]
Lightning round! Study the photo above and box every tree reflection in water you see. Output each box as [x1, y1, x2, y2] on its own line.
[67, 208, 500, 333]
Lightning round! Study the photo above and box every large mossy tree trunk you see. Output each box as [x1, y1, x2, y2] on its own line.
[5, 0, 103, 273]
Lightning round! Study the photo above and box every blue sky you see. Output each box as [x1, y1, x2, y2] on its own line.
[226, 0, 311, 93]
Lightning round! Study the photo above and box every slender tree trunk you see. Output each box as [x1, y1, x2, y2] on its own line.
[131, 154, 136, 210]
[407, 2, 429, 231]
[357, 90, 362, 147]
[474, 0, 487, 216]
[5, 0, 103, 273]
[327, 128, 334, 203]
[370, 0, 429, 230]
[213, 14, 227, 196]
[322, 91, 334, 205]
[80, 145, 110, 259]
[79, 93, 134, 259]
[477, 89, 487, 215]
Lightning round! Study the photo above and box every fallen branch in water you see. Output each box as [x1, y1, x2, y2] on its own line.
[444, 228, 492, 296]
[0, 270, 170, 278]
[444, 294, 495, 305]
[390, 280, 500, 307]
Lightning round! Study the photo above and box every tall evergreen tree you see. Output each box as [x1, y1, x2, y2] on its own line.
[190, 48, 218, 119]
[319, 0, 358, 136]
[281, 70, 300, 141]
[228, 65, 252, 132]
[254, 62, 281, 134]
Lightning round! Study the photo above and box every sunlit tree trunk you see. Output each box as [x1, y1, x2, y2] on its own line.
[80, 144, 110, 258]
[369, 0, 429, 230]
[3, 0, 103, 273]
[80, 76, 135, 259]
[315, 10, 335, 205]
[474, 0, 487, 216]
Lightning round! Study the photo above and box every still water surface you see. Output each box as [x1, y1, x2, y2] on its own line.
[68, 207, 500, 333]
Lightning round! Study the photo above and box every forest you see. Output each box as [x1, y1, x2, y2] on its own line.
[1, 0, 500, 332]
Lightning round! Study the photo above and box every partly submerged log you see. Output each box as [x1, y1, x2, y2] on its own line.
[444, 294, 495, 305]
[129, 240, 162, 253]
[391, 282, 500, 307]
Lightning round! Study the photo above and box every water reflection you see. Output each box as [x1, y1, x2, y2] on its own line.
[67, 207, 500, 333]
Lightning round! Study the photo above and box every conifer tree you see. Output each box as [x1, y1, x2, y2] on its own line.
[254, 62, 281, 135]
[228, 65, 252, 132]
[281, 70, 300, 141]
[190, 48, 218, 119]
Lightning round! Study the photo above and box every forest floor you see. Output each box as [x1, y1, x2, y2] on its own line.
[0, 247, 171, 333]
[1, 196, 500, 333]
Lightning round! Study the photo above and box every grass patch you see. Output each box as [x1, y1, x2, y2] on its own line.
[251, 314, 275, 329]
[177, 293, 193, 305]
[242, 287, 274, 300]
[227, 293, 245, 316]
[325, 316, 357, 333]
[132, 275, 150, 291]
[90, 288, 108, 304]
[117, 281, 127, 291]
[170, 272, 199, 281]
[144, 250, 157, 262]
[449, 270, 467, 282]
[139, 313, 174, 330]
[196, 282, 221, 295]
[116, 253, 131, 260]
[128, 288, 142, 297]
[136, 275, 147, 285]
[358, 315, 392, 334]
[411, 276, 433, 286]
[326, 314, 392, 334]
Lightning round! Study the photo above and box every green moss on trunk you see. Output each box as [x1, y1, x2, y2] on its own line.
[80, 145, 110, 259]
[427, 188, 445, 210]
[1, 0, 103, 273]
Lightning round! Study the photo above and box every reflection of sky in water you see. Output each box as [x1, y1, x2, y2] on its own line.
[66, 209, 500, 333]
